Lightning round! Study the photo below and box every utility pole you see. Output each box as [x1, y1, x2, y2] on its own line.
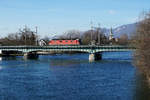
[25, 25, 27, 46]
[90, 21, 93, 45]
[98, 23, 101, 45]
[35, 26, 38, 46]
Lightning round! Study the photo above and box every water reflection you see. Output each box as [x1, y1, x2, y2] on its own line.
[0, 56, 17, 60]
[0, 57, 2, 70]
[49, 59, 88, 67]
[134, 73, 150, 100]
[0, 66, 2, 70]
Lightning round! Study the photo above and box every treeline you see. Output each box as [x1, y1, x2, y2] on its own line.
[56, 28, 109, 45]
[0, 27, 37, 46]
[0, 25, 130, 46]
[55, 28, 130, 45]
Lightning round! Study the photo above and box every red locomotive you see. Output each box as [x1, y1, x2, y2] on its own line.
[49, 39, 80, 45]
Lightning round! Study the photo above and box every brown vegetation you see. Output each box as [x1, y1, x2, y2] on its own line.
[57, 30, 81, 40]
[0, 27, 38, 46]
[118, 34, 129, 45]
[56, 28, 109, 45]
[0, 25, 130, 46]
[133, 12, 150, 79]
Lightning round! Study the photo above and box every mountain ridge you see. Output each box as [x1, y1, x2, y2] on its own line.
[102, 23, 138, 38]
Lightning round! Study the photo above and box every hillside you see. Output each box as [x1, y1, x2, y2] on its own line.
[103, 23, 137, 38]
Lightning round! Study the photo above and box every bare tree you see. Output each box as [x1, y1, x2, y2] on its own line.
[0, 26, 38, 46]
[82, 29, 108, 45]
[133, 11, 150, 82]
[57, 30, 81, 40]
[118, 34, 129, 45]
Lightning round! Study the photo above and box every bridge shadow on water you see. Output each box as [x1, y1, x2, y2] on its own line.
[0, 52, 133, 68]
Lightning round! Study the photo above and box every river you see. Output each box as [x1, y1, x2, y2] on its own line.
[0, 52, 150, 100]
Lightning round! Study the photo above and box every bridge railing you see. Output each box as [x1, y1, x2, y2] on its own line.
[0, 45, 135, 49]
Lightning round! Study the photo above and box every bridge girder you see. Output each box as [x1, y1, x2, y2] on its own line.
[0, 45, 134, 54]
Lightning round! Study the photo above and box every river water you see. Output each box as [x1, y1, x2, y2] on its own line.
[0, 52, 150, 100]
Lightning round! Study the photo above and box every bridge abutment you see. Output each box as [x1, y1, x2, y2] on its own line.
[89, 52, 102, 62]
[24, 52, 39, 59]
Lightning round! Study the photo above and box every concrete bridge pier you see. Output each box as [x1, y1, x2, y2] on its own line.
[0, 50, 2, 60]
[89, 52, 102, 62]
[0, 50, 2, 55]
[23, 52, 39, 59]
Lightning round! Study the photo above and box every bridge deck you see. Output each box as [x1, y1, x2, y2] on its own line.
[0, 45, 135, 53]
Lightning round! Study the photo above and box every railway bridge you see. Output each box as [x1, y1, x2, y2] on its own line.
[0, 45, 134, 61]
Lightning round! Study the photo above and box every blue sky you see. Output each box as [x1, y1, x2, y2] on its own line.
[0, 0, 149, 38]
